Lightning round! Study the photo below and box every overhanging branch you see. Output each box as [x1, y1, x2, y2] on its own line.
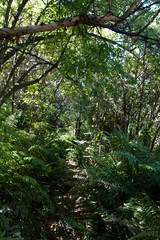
[87, 32, 136, 54]
[0, 0, 144, 39]
[0, 33, 72, 107]
[0, 66, 54, 107]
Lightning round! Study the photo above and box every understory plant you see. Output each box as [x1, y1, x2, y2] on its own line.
[0, 106, 70, 239]
[80, 128, 160, 239]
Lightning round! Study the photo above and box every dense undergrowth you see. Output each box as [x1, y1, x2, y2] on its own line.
[0, 104, 160, 240]
[74, 129, 160, 239]
[0, 105, 71, 240]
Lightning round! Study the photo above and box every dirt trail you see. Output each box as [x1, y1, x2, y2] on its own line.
[44, 159, 92, 240]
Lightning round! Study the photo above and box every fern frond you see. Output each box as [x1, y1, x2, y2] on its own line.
[24, 156, 51, 172]
[129, 230, 160, 240]
[29, 145, 51, 159]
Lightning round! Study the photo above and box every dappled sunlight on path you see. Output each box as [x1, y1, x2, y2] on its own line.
[43, 159, 92, 240]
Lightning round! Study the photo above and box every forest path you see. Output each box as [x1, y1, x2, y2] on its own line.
[44, 159, 93, 240]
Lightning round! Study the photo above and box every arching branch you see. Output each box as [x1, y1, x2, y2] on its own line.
[0, 33, 72, 107]
[0, 66, 53, 108]
[0, 0, 144, 39]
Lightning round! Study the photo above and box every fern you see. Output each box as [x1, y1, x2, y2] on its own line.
[129, 231, 160, 240]
[60, 214, 85, 232]
[79, 128, 160, 239]
[0, 114, 59, 239]
[24, 156, 51, 172]
[29, 145, 51, 159]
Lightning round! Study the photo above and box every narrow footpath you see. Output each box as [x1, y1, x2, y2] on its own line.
[44, 159, 93, 240]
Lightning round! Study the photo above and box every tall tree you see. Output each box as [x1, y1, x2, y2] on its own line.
[0, 0, 160, 107]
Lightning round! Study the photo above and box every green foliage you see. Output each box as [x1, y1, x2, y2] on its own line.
[0, 106, 70, 239]
[0, 1, 159, 239]
[60, 214, 86, 233]
[78, 128, 160, 239]
[129, 231, 160, 240]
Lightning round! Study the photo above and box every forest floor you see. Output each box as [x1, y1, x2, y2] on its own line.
[43, 159, 93, 240]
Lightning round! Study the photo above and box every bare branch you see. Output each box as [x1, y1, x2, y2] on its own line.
[12, 0, 29, 28]
[17, 63, 40, 85]
[0, 46, 19, 65]
[54, 34, 72, 66]
[87, 32, 136, 55]
[84, 0, 94, 14]
[0, 15, 134, 38]
[0, 33, 72, 106]
[0, 54, 25, 98]
[35, 0, 55, 25]
[138, 8, 160, 34]
[15, 66, 54, 89]
[0, 0, 143, 39]
[121, 0, 143, 19]
[4, 0, 13, 28]
[0, 66, 54, 108]
[139, 1, 160, 10]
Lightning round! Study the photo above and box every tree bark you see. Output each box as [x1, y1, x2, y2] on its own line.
[0, 0, 143, 39]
